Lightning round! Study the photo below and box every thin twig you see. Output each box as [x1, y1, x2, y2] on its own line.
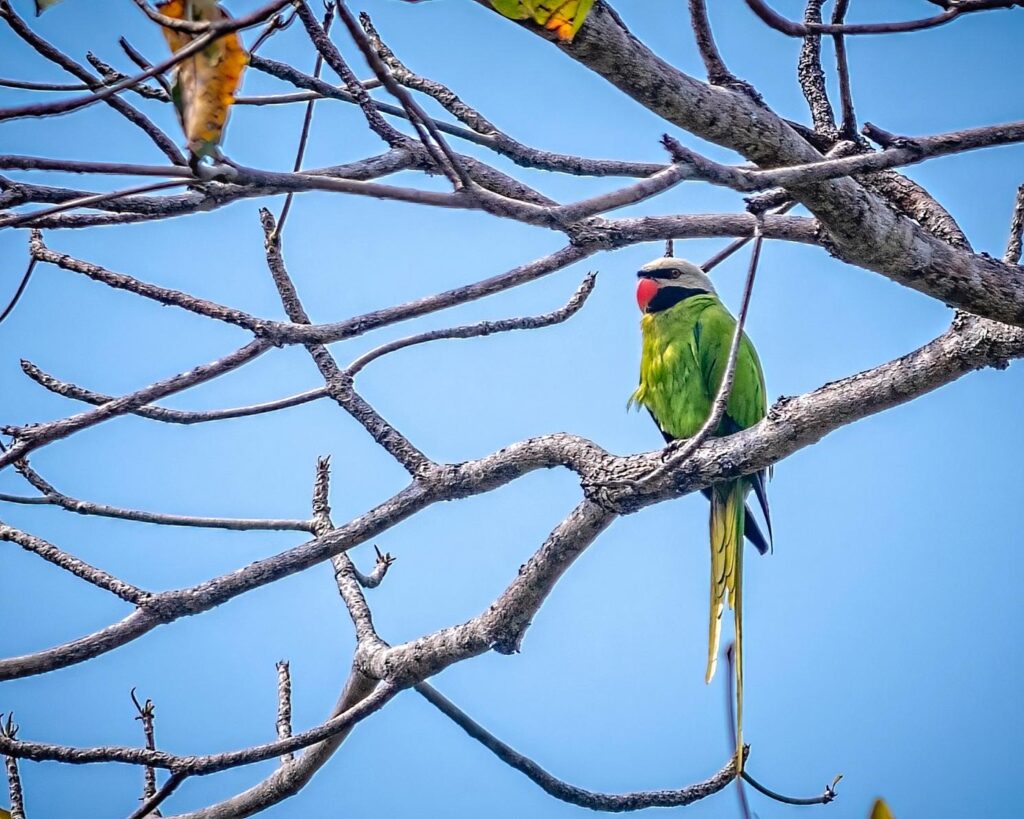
[1005, 183, 1024, 265]
[0, 479, 312, 530]
[0, 180, 190, 230]
[0, 2, 185, 164]
[344, 273, 597, 376]
[130, 689, 159, 813]
[126, 772, 186, 819]
[0, 684, 400, 775]
[2, 714, 25, 819]
[724, 644, 752, 819]
[0, 77, 89, 91]
[703, 202, 795, 272]
[745, 0, 1022, 36]
[260, 209, 431, 474]
[293, 2, 405, 148]
[0, 0, 291, 122]
[415, 682, 739, 811]
[274, 3, 335, 240]
[0, 258, 36, 326]
[275, 661, 294, 766]
[248, 7, 300, 54]
[253, 48, 661, 177]
[831, 0, 857, 139]
[687, 0, 761, 100]
[0, 340, 272, 471]
[19, 361, 327, 426]
[741, 770, 841, 806]
[335, 2, 472, 188]
[351, 545, 395, 589]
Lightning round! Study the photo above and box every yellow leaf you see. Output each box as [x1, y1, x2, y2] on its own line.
[34, 0, 65, 14]
[488, 0, 595, 41]
[870, 798, 895, 819]
[0, 807, 11, 819]
[156, 0, 248, 162]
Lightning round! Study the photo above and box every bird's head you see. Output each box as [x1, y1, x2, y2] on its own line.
[635, 257, 716, 313]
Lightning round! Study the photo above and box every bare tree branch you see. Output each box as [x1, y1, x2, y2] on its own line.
[18, 360, 327, 426]
[1006, 183, 1024, 264]
[0, 0, 185, 164]
[275, 662, 294, 767]
[830, 0, 858, 140]
[2, 456, 312, 531]
[358, 13, 663, 179]
[797, 0, 836, 137]
[0, 683, 399, 774]
[416, 681, 740, 811]
[0, 340, 271, 472]
[0, 0, 291, 123]
[741, 770, 840, 806]
[0, 522, 148, 605]
[745, 0, 1023, 36]
[334, 2, 472, 188]
[3, 4, 1021, 814]
[130, 689, 159, 813]
[2, 715, 26, 819]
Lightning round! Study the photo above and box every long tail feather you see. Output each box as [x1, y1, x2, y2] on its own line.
[751, 468, 773, 550]
[707, 481, 747, 775]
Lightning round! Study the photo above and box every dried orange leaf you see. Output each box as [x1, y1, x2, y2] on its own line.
[156, 0, 248, 162]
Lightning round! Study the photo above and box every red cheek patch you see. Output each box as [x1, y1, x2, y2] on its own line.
[636, 279, 659, 312]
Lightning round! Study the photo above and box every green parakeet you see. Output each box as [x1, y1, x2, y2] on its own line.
[628, 256, 771, 773]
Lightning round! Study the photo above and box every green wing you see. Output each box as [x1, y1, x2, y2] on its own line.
[693, 301, 767, 433]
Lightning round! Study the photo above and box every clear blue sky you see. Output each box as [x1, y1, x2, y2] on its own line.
[1, 1, 1022, 817]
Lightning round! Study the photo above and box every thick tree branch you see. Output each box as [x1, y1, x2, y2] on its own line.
[476, 1, 1024, 326]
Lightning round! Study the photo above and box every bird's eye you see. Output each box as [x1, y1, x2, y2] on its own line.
[669, 270, 682, 279]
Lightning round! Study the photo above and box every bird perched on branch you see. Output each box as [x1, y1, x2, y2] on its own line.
[628, 255, 771, 773]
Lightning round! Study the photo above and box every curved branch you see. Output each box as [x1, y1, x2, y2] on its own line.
[745, 0, 1021, 36]
[0, 481, 312, 532]
[416, 681, 739, 811]
[0, 340, 272, 472]
[0, 681, 398, 775]
[20, 360, 327, 425]
[345, 272, 597, 376]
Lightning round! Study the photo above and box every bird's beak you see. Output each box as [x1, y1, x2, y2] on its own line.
[636, 277, 659, 312]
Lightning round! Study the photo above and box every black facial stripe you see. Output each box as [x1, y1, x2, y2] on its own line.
[638, 270, 679, 280]
[645, 285, 707, 313]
